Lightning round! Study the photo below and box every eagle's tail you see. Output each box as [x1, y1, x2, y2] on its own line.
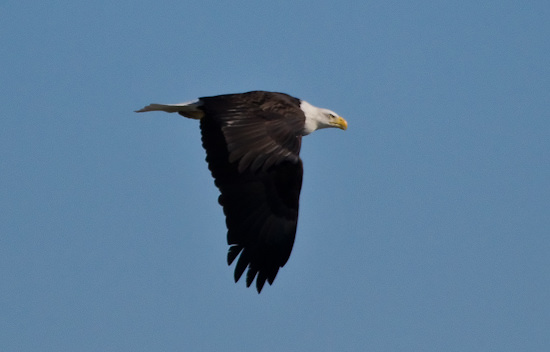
[135, 100, 204, 119]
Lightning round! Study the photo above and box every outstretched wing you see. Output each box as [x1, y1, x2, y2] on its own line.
[198, 92, 305, 292]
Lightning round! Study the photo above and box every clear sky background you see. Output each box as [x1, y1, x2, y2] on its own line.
[2, 1, 549, 351]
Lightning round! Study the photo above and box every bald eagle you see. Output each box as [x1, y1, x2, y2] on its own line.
[136, 91, 347, 292]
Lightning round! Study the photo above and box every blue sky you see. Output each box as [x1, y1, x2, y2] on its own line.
[2, 1, 549, 351]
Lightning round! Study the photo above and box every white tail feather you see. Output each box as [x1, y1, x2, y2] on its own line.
[135, 100, 204, 119]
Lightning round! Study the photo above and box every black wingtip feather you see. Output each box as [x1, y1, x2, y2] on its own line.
[234, 251, 249, 283]
[227, 245, 241, 265]
[256, 272, 267, 293]
[246, 266, 258, 288]
[267, 267, 279, 285]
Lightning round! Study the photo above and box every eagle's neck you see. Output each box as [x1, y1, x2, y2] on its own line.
[300, 100, 326, 135]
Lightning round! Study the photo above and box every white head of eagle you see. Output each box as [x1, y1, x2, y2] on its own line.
[136, 91, 347, 293]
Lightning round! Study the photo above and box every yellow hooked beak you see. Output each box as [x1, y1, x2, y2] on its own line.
[332, 116, 348, 130]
